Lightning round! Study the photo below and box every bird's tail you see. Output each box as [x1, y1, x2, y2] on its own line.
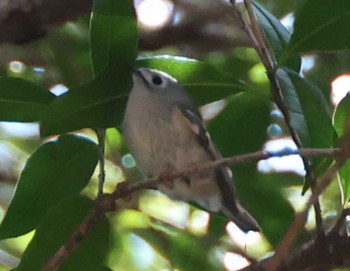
[221, 203, 261, 232]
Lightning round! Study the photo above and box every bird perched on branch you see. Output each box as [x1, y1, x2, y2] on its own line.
[122, 67, 260, 232]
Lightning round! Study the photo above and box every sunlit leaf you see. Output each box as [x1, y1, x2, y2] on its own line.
[333, 94, 350, 202]
[333, 93, 350, 137]
[0, 135, 98, 239]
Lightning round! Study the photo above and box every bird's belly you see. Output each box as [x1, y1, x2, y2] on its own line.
[124, 116, 221, 212]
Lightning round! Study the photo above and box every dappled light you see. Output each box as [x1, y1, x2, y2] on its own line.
[331, 74, 350, 106]
[135, 0, 173, 29]
[0, 0, 349, 270]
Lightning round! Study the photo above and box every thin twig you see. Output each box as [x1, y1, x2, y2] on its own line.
[259, 110, 350, 271]
[242, 0, 324, 236]
[95, 128, 106, 196]
[263, 162, 343, 271]
[40, 147, 340, 271]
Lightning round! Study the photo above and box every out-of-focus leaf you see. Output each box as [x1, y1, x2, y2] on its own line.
[40, 65, 132, 137]
[90, 0, 137, 74]
[208, 92, 270, 156]
[333, 94, 350, 202]
[253, 172, 299, 244]
[284, 0, 350, 58]
[0, 77, 54, 122]
[206, 92, 297, 244]
[0, 134, 98, 239]
[16, 195, 111, 271]
[135, 222, 223, 271]
[333, 93, 350, 137]
[207, 215, 227, 238]
[136, 56, 246, 106]
[339, 159, 350, 204]
[276, 67, 336, 175]
[253, 2, 301, 70]
[207, 92, 293, 244]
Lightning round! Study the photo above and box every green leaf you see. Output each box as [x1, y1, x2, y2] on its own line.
[40, 66, 132, 137]
[277, 68, 334, 149]
[276, 67, 336, 177]
[90, 0, 138, 74]
[252, 173, 299, 244]
[333, 94, 350, 137]
[208, 92, 271, 156]
[333, 94, 350, 202]
[253, 2, 301, 70]
[285, 0, 350, 57]
[17, 195, 111, 271]
[136, 56, 246, 106]
[339, 159, 350, 204]
[0, 134, 98, 239]
[0, 77, 54, 122]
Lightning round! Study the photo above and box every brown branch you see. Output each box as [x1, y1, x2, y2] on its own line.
[241, 110, 350, 271]
[241, 162, 348, 271]
[0, 0, 92, 44]
[262, 162, 342, 271]
[40, 147, 341, 271]
[0, 0, 252, 55]
[139, 0, 253, 54]
[243, 233, 350, 271]
[95, 128, 106, 196]
[241, 0, 325, 238]
[39, 194, 115, 271]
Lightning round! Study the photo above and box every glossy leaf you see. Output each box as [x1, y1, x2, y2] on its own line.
[0, 134, 98, 239]
[0, 77, 54, 122]
[90, 0, 137, 74]
[136, 56, 246, 106]
[276, 67, 335, 178]
[276, 67, 334, 149]
[17, 195, 111, 271]
[40, 66, 132, 137]
[284, 0, 350, 57]
[253, 2, 301, 70]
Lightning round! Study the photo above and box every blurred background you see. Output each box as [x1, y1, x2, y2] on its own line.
[0, 0, 349, 270]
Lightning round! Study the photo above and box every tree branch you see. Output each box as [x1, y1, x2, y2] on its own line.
[241, 0, 325, 238]
[40, 147, 341, 271]
[0, 0, 92, 44]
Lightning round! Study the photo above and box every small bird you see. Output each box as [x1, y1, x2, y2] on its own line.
[122, 68, 260, 232]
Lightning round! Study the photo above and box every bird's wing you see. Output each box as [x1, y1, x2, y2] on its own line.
[178, 106, 238, 206]
[179, 106, 260, 232]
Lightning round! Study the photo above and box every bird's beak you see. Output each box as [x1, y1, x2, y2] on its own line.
[130, 66, 150, 86]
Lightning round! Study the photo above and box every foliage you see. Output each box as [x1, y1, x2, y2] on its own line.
[0, 0, 349, 270]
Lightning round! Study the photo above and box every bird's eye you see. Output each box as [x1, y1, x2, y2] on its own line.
[152, 75, 163, 86]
